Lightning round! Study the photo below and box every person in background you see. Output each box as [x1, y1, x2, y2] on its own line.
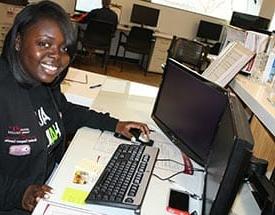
[0, 1, 149, 214]
[82, 0, 118, 34]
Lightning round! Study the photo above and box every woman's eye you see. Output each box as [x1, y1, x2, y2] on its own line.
[38, 41, 50, 48]
[61, 47, 68, 53]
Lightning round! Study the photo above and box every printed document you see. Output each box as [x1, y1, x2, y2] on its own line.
[202, 42, 254, 87]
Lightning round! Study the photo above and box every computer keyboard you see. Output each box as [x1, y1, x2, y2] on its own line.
[85, 144, 159, 210]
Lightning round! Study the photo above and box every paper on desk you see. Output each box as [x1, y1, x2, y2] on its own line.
[244, 31, 269, 54]
[242, 31, 269, 73]
[150, 132, 205, 197]
[65, 69, 88, 84]
[150, 132, 184, 172]
[32, 199, 104, 215]
[101, 79, 127, 93]
[64, 93, 94, 108]
[128, 82, 158, 98]
[92, 131, 128, 154]
[73, 159, 104, 183]
[62, 187, 89, 205]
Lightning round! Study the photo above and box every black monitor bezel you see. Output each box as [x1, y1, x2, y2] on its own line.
[130, 4, 160, 27]
[196, 20, 223, 41]
[203, 95, 254, 215]
[151, 59, 229, 166]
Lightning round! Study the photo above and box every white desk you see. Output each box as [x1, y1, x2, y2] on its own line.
[231, 183, 261, 215]
[230, 74, 275, 136]
[33, 69, 263, 215]
[33, 69, 204, 215]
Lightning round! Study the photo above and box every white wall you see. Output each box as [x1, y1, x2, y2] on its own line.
[29, 0, 75, 14]
[55, 0, 275, 39]
[260, 0, 275, 19]
[112, 0, 227, 39]
[55, 0, 226, 39]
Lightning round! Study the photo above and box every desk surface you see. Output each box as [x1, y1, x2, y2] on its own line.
[230, 74, 275, 136]
[33, 68, 261, 215]
[34, 68, 204, 215]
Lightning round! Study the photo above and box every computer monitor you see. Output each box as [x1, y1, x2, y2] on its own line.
[230, 11, 270, 32]
[151, 58, 254, 214]
[151, 59, 228, 166]
[196, 20, 223, 42]
[130, 4, 160, 27]
[203, 95, 254, 215]
[74, 0, 102, 13]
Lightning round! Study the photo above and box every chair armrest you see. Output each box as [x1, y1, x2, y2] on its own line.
[77, 26, 86, 43]
[117, 31, 128, 47]
[120, 31, 128, 39]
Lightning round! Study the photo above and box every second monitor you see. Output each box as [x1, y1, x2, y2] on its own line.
[196, 20, 223, 42]
[74, 0, 102, 13]
[130, 4, 160, 27]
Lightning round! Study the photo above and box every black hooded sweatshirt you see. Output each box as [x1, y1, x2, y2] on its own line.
[0, 57, 118, 214]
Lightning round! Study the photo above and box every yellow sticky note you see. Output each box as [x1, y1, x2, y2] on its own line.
[62, 187, 89, 205]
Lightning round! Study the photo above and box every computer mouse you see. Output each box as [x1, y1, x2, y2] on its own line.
[113, 129, 154, 146]
[129, 128, 154, 146]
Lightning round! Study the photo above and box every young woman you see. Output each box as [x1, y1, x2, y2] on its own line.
[0, 1, 149, 214]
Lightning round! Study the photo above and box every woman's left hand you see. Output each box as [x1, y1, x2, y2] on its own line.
[22, 184, 53, 212]
[115, 121, 150, 139]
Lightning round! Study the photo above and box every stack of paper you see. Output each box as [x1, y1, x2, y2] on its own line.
[242, 31, 269, 73]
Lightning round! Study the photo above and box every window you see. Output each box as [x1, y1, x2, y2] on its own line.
[151, 0, 263, 20]
[270, 12, 275, 31]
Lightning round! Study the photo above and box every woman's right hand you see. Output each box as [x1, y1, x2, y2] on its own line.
[22, 184, 53, 212]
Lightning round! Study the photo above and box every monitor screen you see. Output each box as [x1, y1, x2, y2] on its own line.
[74, 0, 102, 13]
[151, 59, 228, 166]
[130, 4, 160, 27]
[230, 11, 270, 31]
[203, 95, 254, 214]
[196, 20, 223, 41]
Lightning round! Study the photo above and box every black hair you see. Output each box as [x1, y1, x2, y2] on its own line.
[1, 0, 77, 87]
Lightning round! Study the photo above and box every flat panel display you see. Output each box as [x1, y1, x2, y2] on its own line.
[196, 20, 223, 41]
[151, 59, 254, 214]
[75, 0, 102, 13]
[152, 59, 227, 165]
[130, 4, 160, 27]
[230, 11, 270, 31]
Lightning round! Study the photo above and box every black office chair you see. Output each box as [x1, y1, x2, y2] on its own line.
[81, 19, 114, 72]
[115, 26, 154, 76]
[168, 36, 209, 73]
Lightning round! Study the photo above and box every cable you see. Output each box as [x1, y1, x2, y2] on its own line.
[156, 158, 205, 172]
[153, 172, 203, 200]
[153, 171, 186, 181]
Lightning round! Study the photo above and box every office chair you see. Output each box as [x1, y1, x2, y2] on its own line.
[115, 26, 154, 76]
[81, 19, 114, 72]
[168, 36, 209, 73]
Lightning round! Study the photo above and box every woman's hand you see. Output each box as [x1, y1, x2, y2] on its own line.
[115, 121, 150, 139]
[22, 184, 53, 212]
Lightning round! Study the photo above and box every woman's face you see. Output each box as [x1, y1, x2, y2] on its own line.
[16, 18, 70, 83]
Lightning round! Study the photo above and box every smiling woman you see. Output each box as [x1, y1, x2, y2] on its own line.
[0, 1, 151, 214]
[3, 0, 77, 87]
[16, 19, 71, 84]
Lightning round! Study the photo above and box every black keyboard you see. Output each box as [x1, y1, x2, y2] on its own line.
[85, 144, 159, 210]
